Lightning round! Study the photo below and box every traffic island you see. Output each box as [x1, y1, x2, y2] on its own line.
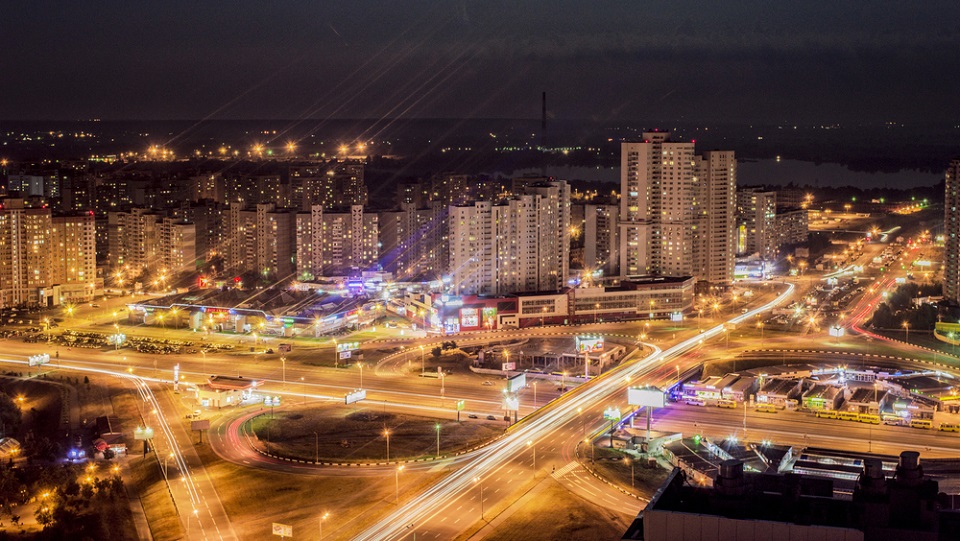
[247, 405, 504, 463]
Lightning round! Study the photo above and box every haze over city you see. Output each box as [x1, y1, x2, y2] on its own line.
[1, 3, 960, 541]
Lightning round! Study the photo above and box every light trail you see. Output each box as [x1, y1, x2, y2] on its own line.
[351, 282, 795, 540]
[0, 357, 230, 540]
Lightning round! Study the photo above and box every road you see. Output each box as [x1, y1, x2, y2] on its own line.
[0, 355, 237, 541]
[651, 402, 959, 458]
[349, 283, 796, 540]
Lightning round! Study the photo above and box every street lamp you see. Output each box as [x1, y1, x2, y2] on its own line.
[333, 338, 338, 368]
[384, 429, 391, 461]
[435, 423, 441, 457]
[281, 356, 286, 386]
[541, 306, 547, 327]
[420, 345, 424, 376]
[903, 321, 910, 343]
[624, 456, 634, 489]
[473, 476, 484, 520]
[532, 381, 538, 408]
[357, 362, 364, 389]
[527, 440, 536, 476]
[395, 465, 404, 503]
[319, 512, 329, 540]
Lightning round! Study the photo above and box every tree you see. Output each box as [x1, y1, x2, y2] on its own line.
[0, 393, 22, 436]
[35, 503, 54, 529]
[431, 346, 442, 358]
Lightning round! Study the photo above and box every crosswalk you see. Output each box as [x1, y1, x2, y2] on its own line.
[551, 460, 580, 479]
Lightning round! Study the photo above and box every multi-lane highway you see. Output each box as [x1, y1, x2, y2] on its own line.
[349, 283, 796, 540]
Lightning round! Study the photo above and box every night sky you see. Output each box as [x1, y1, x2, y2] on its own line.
[4, 1, 960, 124]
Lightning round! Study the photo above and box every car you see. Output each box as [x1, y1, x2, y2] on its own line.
[486, 415, 497, 420]
[481, 381, 493, 386]
[193, 410, 202, 419]
[90, 303, 100, 308]
[468, 414, 478, 419]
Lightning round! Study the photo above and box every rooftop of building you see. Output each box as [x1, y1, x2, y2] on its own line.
[206, 375, 259, 391]
[849, 387, 888, 404]
[759, 378, 801, 396]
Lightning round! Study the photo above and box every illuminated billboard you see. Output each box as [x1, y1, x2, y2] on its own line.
[507, 373, 526, 393]
[576, 336, 604, 353]
[482, 307, 497, 328]
[460, 308, 479, 327]
[628, 387, 665, 408]
[504, 395, 520, 411]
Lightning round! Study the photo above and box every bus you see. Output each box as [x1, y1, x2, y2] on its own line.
[717, 399, 737, 409]
[837, 411, 860, 422]
[858, 414, 881, 425]
[815, 410, 838, 419]
[756, 404, 778, 414]
[882, 415, 904, 426]
[910, 419, 933, 430]
[684, 398, 706, 407]
[938, 423, 960, 433]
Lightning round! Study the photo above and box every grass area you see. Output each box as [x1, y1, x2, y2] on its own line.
[194, 443, 445, 540]
[112, 392, 185, 541]
[589, 446, 669, 498]
[474, 480, 631, 541]
[249, 404, 503, 462]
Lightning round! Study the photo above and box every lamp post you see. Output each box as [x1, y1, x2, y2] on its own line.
[420, 345, 424, 376]
[541, 306, 547, 327]
[358, 362, 364, 389]
[319, 512, 329, 540]
[395, 465, 404, 503]
[625, 456, 634, 489]
[594, 303, 600, 324]
[527, 440, 536, 476]
[473, 476, 484, 520]
[333, 339, 338, 368]
[532, 381, 538, 408]
[384, 429, 390, 461]
[578, 407, 584, 436]
[435, 423, 441, 457]
[903, 321, 910, 343]
[281, 356, 286, 386]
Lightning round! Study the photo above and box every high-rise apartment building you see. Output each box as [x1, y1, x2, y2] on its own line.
[0, 200, 96, 307]
[295, 205, 379, 278]
[225, 203, 297, 278]
[619, 133, 736, 287]
[584, 204, 620, 276]
[448, 182, 570, 295]
[736, 189, 778, 259]
[107, 208, 161, 270]
[378, 202, 447, 280]
[296, 163, 367, 210]
[944, 160, 960, 302]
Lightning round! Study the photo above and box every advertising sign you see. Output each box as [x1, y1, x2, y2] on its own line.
[191, 420, 211, 431]
[507, 373, 526, 393]
[460, 308, 479, 327]
[345, 389, 367, 405]
[28, 354, 50, 367]
[501, 362, 516, 371]
[627, 387, 665, 408]
[272, 523, 293, 537]
[503, 395, 520, 411]
[575, 336, 604, 353]
[340, 351, 352, 360]
[134, 426, 155, 440]
[336, 342, 359, 352]
[482, 307, 497, 328]
[829, 326, 845, 337]
[456, 400, 466, 411]
[603, 407, 622, 421]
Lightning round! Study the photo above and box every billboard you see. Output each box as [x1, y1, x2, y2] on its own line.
[507, 373, 526, 393]
[336, 342, 360, 352]
[576, 336, 604, 353]
[191, 420, 211, 431]
[272, 523, 293, 537]
[460, 307, 479, 327]
[482, 307, 497, 328]
[603, 407, 622, 421]
[628, 387, 665, 408]
[345, 389, 367, 405]
[28, 354, 50, 367]
[501, 362, 516, 371]
[503, 395, 520, 411]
